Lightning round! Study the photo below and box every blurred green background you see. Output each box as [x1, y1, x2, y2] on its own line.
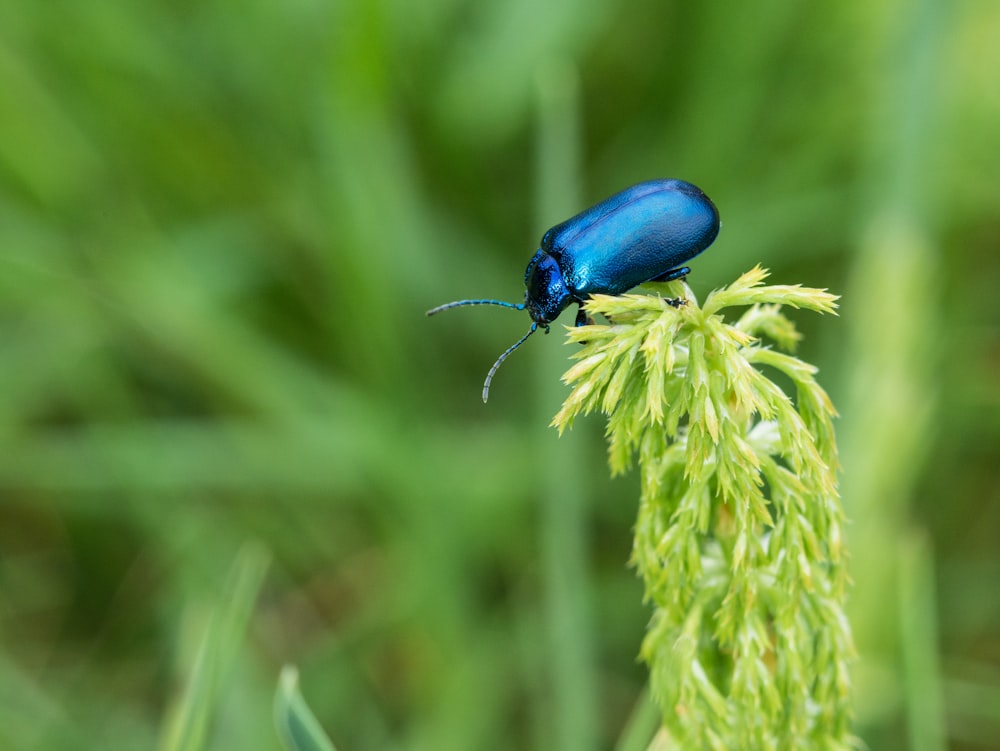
[1, 0, 998, 749]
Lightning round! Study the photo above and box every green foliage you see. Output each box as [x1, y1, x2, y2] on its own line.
[554, 269, 852, 748]
[1, 1, 998, 750]
[160, 545, 271, 751]
[275, 667, 339, 751]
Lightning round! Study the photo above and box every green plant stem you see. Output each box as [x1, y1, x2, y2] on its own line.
[554, 268, 852, 749]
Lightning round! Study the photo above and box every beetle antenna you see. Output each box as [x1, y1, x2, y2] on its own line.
[482, 323, 539, 403]
[427, 299, 525, 316]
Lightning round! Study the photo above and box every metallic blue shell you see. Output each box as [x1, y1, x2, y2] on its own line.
[427, 179, 720, 400]
[540, 179, 719, 298]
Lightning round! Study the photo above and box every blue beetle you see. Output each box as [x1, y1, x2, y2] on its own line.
[428, 179, 720, 401]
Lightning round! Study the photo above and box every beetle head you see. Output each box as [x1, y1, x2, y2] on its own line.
[524, 252, 571, 325]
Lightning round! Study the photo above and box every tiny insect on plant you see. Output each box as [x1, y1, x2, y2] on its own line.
[427, 179, 720, 401]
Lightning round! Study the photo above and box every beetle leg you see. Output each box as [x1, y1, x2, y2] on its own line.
[648, 267, 689, 308]
[574, 306, 595, 328]
[649, 265, 690, 283]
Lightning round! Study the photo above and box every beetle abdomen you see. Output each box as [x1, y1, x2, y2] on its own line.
[542, 179, 719, 297]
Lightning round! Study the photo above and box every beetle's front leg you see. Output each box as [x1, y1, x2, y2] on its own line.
[574, 305, 594, 327]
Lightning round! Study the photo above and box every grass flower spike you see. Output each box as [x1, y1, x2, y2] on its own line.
[553, 266, 853, 749]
